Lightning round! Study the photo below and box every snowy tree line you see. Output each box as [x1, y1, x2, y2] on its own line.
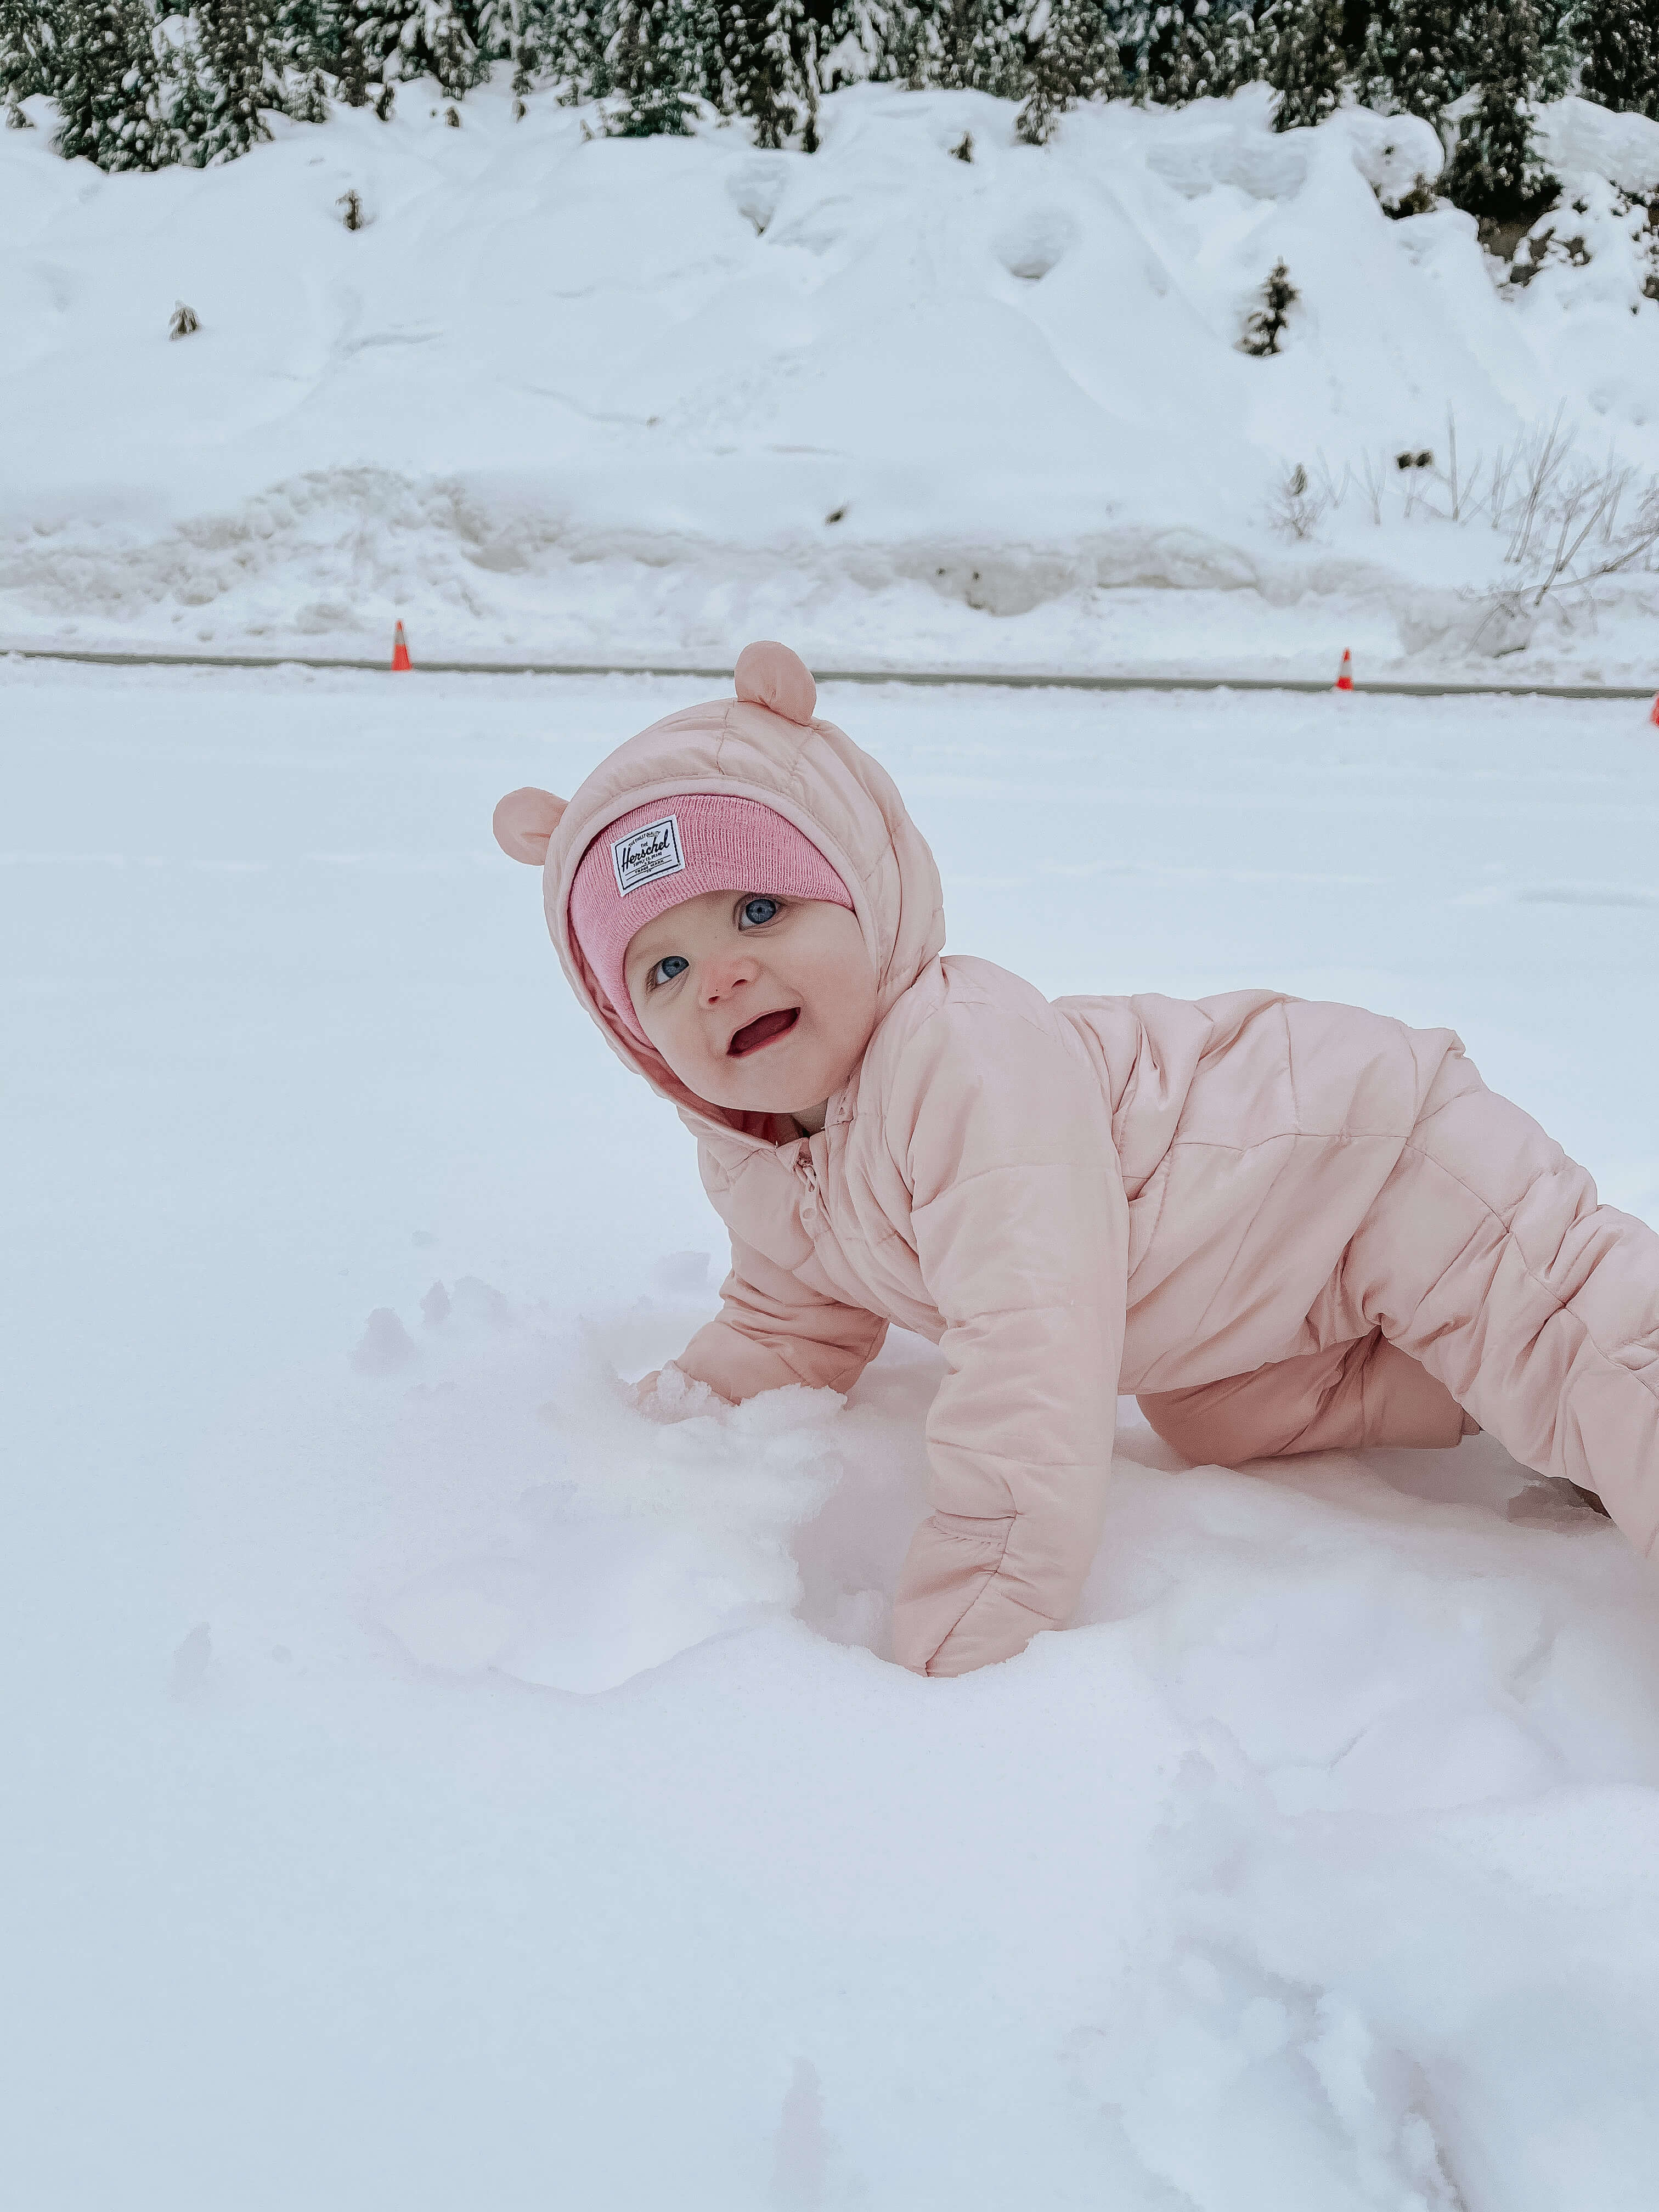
[2, 0, 1656, 219]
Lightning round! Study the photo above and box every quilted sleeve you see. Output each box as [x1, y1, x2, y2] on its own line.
[676, 1232, 888, 1403]
[887, 992, 1128, 1676]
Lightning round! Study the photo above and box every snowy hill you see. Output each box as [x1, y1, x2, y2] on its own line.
[6, 76, 1659, 678]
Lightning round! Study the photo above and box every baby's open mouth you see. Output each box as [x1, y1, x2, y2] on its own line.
[727, 1007, 800, 1057]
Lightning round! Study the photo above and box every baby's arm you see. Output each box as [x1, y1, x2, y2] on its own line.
[889, 991, 1128, 1677]
[673, 1232, 888, 1403]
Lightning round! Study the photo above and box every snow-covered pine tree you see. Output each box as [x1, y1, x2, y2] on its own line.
[533, 0, 609, 98]
[182, 0, 283, 161]
[1532, 0, 1575, 103]
[1441, 0, 1556, 224]
[933, 0, 1025, 95]
[1252, 0, 1348, 129]
[845, 0, 933, 89]
[1015, 0, 1124, 144]
[1239, 255, 1297, 350]
[1124, 2, 1249, 108]
[54, 0, 173, 167]
[605, 0, 701, 130]
[1576, 0, 1659, 120]
[471, 0, 543, 102]
[272, 0, 337, 106]
[1362, 0, 1466, 123]
[2, 0, 58, 125]
[359, 0, 482, 98]
[716, 0, 819, 148]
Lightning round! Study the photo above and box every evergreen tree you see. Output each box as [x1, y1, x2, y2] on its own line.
[1253, 0, 1348, 129]
[272, 0, 340, 106]
[849, 0, 933, 89]
[1533, 0, 1574, 101]
[1016, 0, 1123, 143]
[933, 0, 1026, 95]
[716, 0, 819, 146]
[2, 0, 59, 124]
[605, 0, 700, 129]
[472, 0, 547, 102]
[1124, 2, 1249, 107]
[325, 0, 375, 99]
[1442, 0, 1556, 223]
[54, 0, 173, 168]
[183, 0, 282, 161]
[1363, 0, 1466, 122]
[1239, 256, 1297, 351]
[1577, 0, 1659, 120]
[360, 0, 483, 96]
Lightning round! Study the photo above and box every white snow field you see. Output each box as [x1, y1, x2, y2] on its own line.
[5, 81, 1659, 684]
[7, 656, 1659, 2210]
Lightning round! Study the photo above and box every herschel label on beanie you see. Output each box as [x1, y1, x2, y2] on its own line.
[611, 815, 685, 896]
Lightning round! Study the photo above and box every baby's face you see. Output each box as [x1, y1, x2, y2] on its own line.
[625, 890, 878, 1119]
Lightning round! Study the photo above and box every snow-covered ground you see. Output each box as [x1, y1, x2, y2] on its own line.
[7, 82, 1659, 685]
[8, 657, 1659, 2209]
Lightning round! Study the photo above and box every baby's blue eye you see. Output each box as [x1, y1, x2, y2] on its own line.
[740, 897, 780, 928]
[650, 955, 689, 986]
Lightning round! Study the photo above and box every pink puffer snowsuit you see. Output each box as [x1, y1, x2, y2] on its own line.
[500, 647, 1659, 1677]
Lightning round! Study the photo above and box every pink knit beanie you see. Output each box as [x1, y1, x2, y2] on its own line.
[569, 792, 854, 1041]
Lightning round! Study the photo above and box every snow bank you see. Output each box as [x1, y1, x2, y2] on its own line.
[7, 81, 1659, 679]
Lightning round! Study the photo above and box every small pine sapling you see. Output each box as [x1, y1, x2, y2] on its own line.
[337, 184, 364, 226]
[169, 301, 200, 337]
[1270, 461, 1327, 539]
[1239, 261, 1299, 355]
[950, 129, 973, 162]
[1379, 172, 1438, 218]
[374, 78, 393, 117]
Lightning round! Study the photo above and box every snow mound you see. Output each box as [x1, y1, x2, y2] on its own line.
[8, 81, 1659, 679]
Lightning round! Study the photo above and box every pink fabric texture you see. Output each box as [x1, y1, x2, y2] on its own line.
[568, 793, 853, 1042]
[514, 641, 1659, 1679]
[1138, 1331, 1471, 1462]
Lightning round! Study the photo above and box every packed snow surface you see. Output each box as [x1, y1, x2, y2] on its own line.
[8, 659, 1659, 2209]
[6, 81, 1659, 680]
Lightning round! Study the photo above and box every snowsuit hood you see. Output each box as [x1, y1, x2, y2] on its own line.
[495, 642, 945, 1137]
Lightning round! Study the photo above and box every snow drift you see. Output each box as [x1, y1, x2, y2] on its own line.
[5, 78, 1659, 678]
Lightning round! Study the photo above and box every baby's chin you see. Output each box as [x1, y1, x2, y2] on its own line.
[676, 1038, 853, 1118]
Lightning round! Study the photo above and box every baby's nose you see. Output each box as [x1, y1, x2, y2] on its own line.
[701, 953, 759, 1003]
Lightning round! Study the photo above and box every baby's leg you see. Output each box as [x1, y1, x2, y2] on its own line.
[1341, 1049, 1659, 1554]
[1138, 1330, 1470, 1464]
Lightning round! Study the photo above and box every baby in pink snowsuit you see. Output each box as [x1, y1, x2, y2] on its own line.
[494, 642, 1659, 1678]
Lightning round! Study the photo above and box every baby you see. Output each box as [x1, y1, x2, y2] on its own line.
[494, 642, 1659, 1677]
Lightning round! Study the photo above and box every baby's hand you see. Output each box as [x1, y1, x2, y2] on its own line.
[630, 1362, 722, 1421]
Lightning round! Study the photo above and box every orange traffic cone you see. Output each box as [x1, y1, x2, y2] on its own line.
[1334, 648, 1354, 693]
[391, 620, 412, 673]
[1650, 691, 1659, 727]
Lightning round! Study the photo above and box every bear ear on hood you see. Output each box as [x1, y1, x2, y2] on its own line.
[493, 787, 568, 865]
[734, 640, 816, 724]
